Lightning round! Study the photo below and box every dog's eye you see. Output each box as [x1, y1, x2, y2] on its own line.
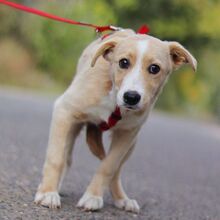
[119, 58, 130, 69]
[148, 64, 160, 75]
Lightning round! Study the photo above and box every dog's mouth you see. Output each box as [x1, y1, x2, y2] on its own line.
[122, 104, 140, 111]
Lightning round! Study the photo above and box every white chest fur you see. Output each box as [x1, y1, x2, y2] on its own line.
[86, 89, 117, 124]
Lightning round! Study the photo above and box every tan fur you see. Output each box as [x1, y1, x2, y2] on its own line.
[34, 29, 197, 212]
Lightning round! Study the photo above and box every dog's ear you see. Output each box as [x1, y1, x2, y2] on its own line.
[168, 42, 197, 71]
[91, 41, 117, 67]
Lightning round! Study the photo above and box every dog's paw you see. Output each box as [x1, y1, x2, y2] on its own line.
[114, 198, 140, 213]
[77, 192, 103, 211]
[34, 191, 61, 209]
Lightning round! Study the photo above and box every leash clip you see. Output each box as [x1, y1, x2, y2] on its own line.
[109, 25, 123, 32]
[95, 25, 123, 33]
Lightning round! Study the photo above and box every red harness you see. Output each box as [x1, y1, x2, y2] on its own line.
[99, 106, 122, 131]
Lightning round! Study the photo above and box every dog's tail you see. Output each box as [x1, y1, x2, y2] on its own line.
[86, 123, 106, 160]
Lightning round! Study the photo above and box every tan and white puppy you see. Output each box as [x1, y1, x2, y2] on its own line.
[34, 29, 197, 213]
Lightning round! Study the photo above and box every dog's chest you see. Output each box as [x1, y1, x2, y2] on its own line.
[85, 91, 117, 124]
[115, 110, 148, 130]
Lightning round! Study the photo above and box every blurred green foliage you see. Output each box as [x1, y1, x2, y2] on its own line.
[0, 0, 220, 119]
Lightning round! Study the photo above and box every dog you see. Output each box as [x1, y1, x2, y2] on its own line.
[34, 29, 197, 213]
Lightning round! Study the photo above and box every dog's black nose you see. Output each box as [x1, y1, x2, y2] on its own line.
[123, 91, 141, 106]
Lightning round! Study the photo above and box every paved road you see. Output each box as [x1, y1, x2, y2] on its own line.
[0, 89, 220, 220]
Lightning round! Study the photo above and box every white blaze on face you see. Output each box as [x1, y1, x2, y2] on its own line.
[117, 40, 149, 108]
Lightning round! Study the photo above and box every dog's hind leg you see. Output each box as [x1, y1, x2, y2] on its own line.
[86, 123, 106, 160]
[34, 98, 82, 209]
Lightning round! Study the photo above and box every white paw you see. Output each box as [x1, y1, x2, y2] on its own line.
[77, 192, 103, 211]
[34, 191, 61, 209]
[114, 198, 140, 213]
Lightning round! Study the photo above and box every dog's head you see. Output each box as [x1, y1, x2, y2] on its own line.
[91, 33, 197, 111]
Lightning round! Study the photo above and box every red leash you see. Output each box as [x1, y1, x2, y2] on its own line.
[0, 0, 150, 34]
[0, 0, 121, 33]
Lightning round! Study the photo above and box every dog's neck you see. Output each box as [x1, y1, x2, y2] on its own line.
[99, 106, 122, 131]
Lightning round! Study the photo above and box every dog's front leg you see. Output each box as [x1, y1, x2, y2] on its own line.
[110, 144, 140, 213]
[35, 99, 82, 208]
[77, 127, 139, 211]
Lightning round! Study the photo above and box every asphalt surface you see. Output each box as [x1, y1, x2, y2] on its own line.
[0, 88, 220, 220]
